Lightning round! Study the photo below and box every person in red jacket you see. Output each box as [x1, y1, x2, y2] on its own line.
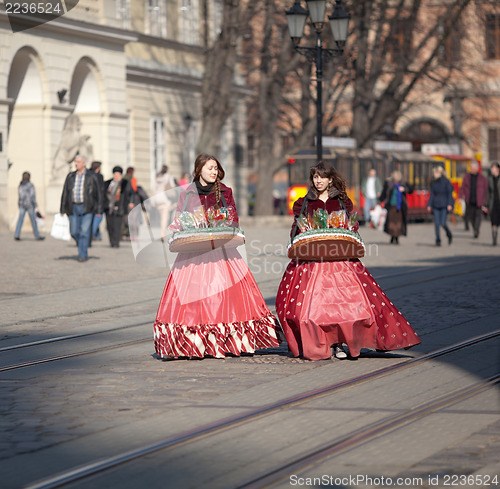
[153, 154, 280, 360]
[459, 161, 488, 238]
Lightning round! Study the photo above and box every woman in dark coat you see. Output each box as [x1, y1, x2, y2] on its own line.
[427, 166, 454, 246]
[104, 166, 133, 248]
[486, 162, 500, 246]
[380, 170, 412, 244]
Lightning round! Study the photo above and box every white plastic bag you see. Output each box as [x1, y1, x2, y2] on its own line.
[50, 213, 71, 241]
[369, 205, 387, 231]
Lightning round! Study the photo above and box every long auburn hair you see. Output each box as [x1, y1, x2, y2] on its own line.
[309, 161, 348, 202]
[192, 153, 225, 208]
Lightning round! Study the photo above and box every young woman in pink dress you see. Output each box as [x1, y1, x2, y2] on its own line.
[154, 154, 280, 359]
[276, 162, 421, 361]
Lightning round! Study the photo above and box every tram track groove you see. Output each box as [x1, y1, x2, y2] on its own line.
[0, 321, 150, 353]
[0, 318, 498, 374]
[0, 338, 151, 373]
[21, 330, 500, 489]
[236, 374, 500, 489]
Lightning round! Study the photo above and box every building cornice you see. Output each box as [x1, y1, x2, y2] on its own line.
[127, 65, 203, 92]
[0, 98, 14, 106]
[136, 33, 204, 55]
[127, 64, 252, 97]
[0, 8, 138, 46]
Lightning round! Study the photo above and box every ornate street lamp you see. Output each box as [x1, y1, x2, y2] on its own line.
[286, 0, 350, 161]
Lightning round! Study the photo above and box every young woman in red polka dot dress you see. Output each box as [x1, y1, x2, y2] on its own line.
[275, 162, 421, 361]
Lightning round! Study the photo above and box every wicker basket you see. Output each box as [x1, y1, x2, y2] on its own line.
[169, 228, 245, 253]
[288, 229, 365, 260]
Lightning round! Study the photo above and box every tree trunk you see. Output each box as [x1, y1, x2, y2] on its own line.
[196, 1, 262, 157]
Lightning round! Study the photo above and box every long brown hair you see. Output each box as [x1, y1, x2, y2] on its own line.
[192, 154, 225, 207]
[309, 161, 348, 202]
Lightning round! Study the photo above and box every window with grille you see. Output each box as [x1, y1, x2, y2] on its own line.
[180, 0, 199, 45]
[387, 19, 412, 63]
[151, 117, 166, 180]
[438, 19, 461, 65]
[212, 0, 223, 40]
[486, 14, 500, 60]
[146, 0, 167, 38]
[488, 127, 500, 163]
[116, 0, 131, 29]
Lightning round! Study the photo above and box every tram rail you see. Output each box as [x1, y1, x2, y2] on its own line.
[1, 257, 499, 373]
[0, 338, 151, 373]
[237, 374, 500, 489]
[22, 329, 500, 489]
[0, 321, 150, 353]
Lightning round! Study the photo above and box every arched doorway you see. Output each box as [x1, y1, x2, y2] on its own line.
[69, 57, 103, 166]
[7, 47, 46, 225]
[400, 118, 450, 152]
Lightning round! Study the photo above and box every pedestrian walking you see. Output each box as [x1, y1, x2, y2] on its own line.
[153, 165, 178, 237]
[427, 166, 454, 246]
[459, 161, 488, 238]
[275, 161, 421, 361]
[361, 168, 382, 224]
[89, 161, 105, 241]
[380, 170, 412, 244]
[104, 166, 133, 248]
[485, 162, 500, 246]
[153, 154, 280, 359]
[122, 166, 138, 239]
[14, 172, 45, 241]
[60, 155, 103, 262]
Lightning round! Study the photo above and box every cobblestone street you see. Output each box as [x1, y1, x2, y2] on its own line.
[1, 217, 499, 488]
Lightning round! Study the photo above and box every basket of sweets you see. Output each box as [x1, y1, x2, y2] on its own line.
[168, 205, 245, 253]
[287, 209, 365, 260]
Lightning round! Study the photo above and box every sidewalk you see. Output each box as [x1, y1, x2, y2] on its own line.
[2, 216, 498, 301]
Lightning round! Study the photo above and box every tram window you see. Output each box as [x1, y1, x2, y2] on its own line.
[400, 163, 410, 185]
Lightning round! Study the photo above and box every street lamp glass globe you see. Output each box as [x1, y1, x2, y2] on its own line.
[286, 2, 308, 42]
[305, 0, 326, 26]
[329, 1, 350, 43]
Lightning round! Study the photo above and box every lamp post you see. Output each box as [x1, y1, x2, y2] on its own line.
[286, 0, 350, 162]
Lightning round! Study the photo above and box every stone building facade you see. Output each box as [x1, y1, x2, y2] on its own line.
[0, 0, 249, 228]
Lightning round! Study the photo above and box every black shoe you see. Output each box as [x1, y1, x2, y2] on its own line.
[14, 237, 20, 241]
[332, 344, 347, 359]
[36, 236, 45, 241]
[436, 241, 441, 246]
[395, 237, 399, 244]
[77, 257, 88, 262]
[390, 237, 395, 244]
[447, 235, 452, 245]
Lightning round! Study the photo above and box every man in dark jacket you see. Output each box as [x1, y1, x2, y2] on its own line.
[104, 166, 133, 248]
[427, 166, 455, 246]
[459, 161, 488, 238]
[60, 155, 103, 262]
